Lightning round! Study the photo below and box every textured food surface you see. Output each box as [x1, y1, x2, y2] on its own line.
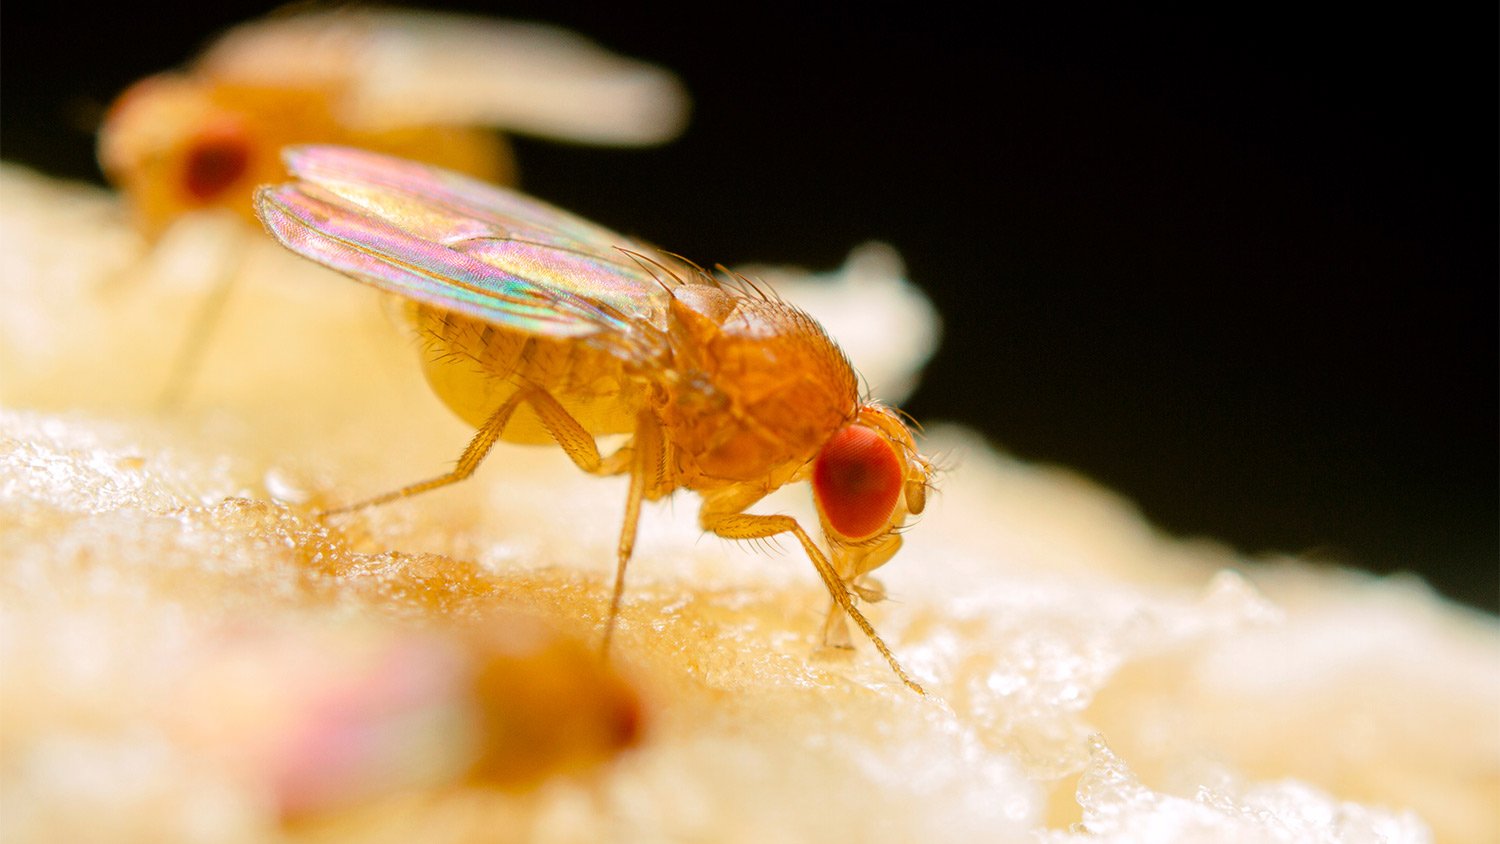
[2, 165, 1495, 843]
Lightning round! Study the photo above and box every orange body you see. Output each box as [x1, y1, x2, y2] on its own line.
[418, 285, 856, 493]
[413, 280, 931, 691]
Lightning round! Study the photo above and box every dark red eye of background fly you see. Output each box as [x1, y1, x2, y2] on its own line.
[183, 130, 250, 202]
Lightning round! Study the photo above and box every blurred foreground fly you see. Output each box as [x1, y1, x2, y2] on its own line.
[256, 146, 933, 694]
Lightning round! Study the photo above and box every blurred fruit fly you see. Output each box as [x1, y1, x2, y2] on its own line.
[256, 146, 934, 694]
[178, 618, 641, 819]
[100, 8, 688, 235]
[97, 8, 689, 403]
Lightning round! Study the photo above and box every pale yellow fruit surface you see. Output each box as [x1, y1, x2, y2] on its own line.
[1, 165, 1494, 843]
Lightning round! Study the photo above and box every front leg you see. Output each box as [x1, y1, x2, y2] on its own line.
[822, 532, 901, 649]
[700, 497, 924, 695]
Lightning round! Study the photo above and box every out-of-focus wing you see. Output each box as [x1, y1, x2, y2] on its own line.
[256, 146, 681, 358]
[197, 10, 689, 146]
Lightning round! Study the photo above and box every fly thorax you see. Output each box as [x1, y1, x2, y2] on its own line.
[663, 286, 858, 485]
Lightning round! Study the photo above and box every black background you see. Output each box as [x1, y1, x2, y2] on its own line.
[4, 3, 1495, 612]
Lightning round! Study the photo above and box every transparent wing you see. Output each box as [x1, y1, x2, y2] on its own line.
[255, 145, 682, 358]
[280, 145, 652, 255]
[197, 10, 689, 145]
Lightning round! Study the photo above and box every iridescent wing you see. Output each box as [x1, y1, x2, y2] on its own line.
[255, 145, 683, 357]
[197, 10, 689, 146]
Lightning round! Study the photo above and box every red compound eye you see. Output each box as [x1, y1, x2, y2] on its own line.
[813, 424, 903, 540]
[182, 127, 251, 202]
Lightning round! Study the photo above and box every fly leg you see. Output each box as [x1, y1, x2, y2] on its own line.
[157, 227, 247, 409]
[606, 413, 662, 653]
[821, 602, 854, 650]
[317, 382, 662, 659]
[822, 533, 901, 651]
[321, 384, 627, 516]
[522, 386, 632, 477]
[700, 495, 925, 695]
[322, 389, 526, 516]
[523, 392, 665, 653]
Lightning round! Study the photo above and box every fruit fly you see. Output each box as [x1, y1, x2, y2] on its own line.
[97, 8, 688, 403]
[255, 146, 934, 694]
[177, 618, 640, 819]
[99, 8, 688, 235]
